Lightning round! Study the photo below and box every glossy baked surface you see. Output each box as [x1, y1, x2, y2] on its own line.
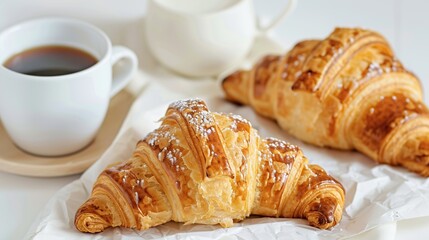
[74, 99, 345, 233]
[223, 28, 429, 176]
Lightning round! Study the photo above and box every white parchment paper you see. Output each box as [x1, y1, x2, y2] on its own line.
[25, 83, 429, 240]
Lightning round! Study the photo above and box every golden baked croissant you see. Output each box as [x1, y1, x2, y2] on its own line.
[222, 27, 429, 177]
[75, 99, 345, 233]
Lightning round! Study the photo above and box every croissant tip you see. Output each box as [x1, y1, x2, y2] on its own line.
[305, 210, 336, 230]
[303, 195, 343, 230]
[75, 211, 110, 233]
[221, 72, 236, 91]
[75, 200, 112, 233]
[221, 70, 251, 105]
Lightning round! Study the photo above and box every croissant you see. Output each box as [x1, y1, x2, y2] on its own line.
[222, 27, 429, 177]
[75, 99, 345, 233]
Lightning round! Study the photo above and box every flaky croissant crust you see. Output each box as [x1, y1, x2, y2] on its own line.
[75, 99, 345, 233]
[223, 27, 429, 176]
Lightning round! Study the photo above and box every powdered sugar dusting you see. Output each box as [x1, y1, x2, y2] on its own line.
[228, 113, 250, 124]
[145, 124, 184, 171]
[153, 142, 184, 169]
[259, 138, 298, 177]
[227, 113, 250, 131]
[258, 147, 273, 164]
[144, 98, 218, 173]
[258, 138, 296, 183]
[147, 130, 178, 148]
[266, 137, 299, 152]
[136, 179, 144, 188]
[170, 98, 216, 139]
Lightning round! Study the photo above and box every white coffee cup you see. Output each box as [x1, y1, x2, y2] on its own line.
[0, 18, 138, 156]
[145, 0, 296, 77]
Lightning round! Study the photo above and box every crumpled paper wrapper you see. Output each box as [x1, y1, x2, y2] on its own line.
[25, 83, 429, 240]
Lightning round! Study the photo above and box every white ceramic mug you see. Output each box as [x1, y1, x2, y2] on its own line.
[0, 18, 138, 156]
[145, 0, 296, 77]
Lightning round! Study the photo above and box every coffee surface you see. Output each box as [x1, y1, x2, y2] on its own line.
[3, 45, 97, 76]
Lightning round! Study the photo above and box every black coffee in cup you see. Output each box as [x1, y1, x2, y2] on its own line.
[3, 45, 97, 76]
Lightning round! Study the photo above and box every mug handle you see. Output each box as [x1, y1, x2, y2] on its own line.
[256, 0, 297, 33]
[110, 46, 138, 97]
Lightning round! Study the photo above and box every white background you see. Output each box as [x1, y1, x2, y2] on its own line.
[0, 0, 429, 239]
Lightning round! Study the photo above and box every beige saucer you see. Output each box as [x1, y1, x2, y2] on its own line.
[0, 90, 135, 177]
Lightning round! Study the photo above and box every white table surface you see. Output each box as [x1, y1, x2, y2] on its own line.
[1, 0, 429, 239]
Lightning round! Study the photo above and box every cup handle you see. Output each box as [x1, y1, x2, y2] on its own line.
[110, 46, 138, 97]
[256, 0, 297, 33]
